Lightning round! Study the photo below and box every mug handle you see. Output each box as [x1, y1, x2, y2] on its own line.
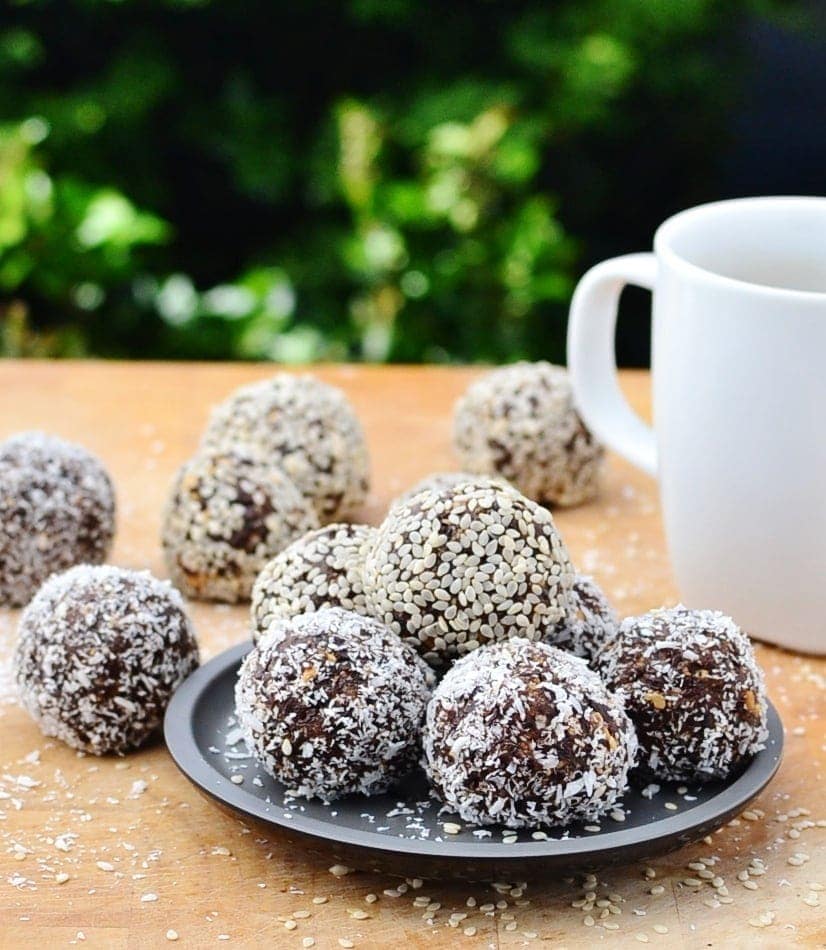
[567, 253, 658, 476]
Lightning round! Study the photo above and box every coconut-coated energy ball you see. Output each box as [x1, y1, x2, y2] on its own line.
[15, 565, 199, 754]
[363, 479, 574, 667]
[452, 361, 604, 507]
[162, 450, 318, 603]
[546, 574, 619, 663]
[201, 374, 370, 523]
[235, 607, 434, 801]
[596, 606, 769, 782]
[251, 523, 376, 642]
[0, 432, 115, 606]
[423, 638, 637, 828]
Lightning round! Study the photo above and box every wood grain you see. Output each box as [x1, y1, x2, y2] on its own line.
[0, 361, 823, 949]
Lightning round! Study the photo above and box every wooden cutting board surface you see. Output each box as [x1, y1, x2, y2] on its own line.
[0, 360, 823, 949]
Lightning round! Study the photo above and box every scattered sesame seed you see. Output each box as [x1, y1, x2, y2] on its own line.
[166, 931, 178, 942]
[329, 865, 353, 877]
[653, 924, 668, 934]
[230, 774, 243, 785]
[302, 939, 316, 949]
[141, 893, 158, 903]
[443, 822, 462, 835]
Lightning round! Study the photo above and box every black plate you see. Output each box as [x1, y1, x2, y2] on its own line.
[164, 642, 784, 881]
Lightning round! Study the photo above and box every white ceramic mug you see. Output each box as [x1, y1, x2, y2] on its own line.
[567, 196, 826, 654]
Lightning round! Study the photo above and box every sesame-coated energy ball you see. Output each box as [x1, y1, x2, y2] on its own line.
[596, 607, 769, 782]
[546, 574, 619, 663]
[251, 523, 376, 642]
[0, 432, 115, 606]
[452, 361, 604, 507]
[15, 565, 199, 754]
[363, 479, 575, 667]
[423, 638, 637, 828]
[201, 374, 370, 523]
[235, 607, 434, 801]
[162, 450, 318, 603]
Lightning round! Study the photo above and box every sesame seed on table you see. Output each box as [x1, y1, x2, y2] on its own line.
[0, 360, 823, 949]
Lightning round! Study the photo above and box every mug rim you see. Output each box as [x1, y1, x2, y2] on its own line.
[653, 196, 826, 301]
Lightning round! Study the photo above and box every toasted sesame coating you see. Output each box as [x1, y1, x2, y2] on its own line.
[596, 606, 769, 782]
[251, 523, 376, 642]
[162, 450, 318, 603]
[546, 574, 619, 663]
[15, 565, 199, 754]
[0, 431, 115, 606]
[235, 607, 434, 801]
[363, 479, 574, 667]
[452, 361, 604, 507]
[201, 374, 370, 523]
[423, 638, 637, 828]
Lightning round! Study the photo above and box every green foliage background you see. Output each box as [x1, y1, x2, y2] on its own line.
[0, 0, 806, 363]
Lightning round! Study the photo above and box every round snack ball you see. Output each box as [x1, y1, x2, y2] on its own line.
[0, 432, 115, 606]
[364, 479, 574, 667]
[596, 606, 769, 782]
[452, 361, 604, 507]
[423, 638, 637, 828]
[251, 523, 376, 641]
[390, 471, 516, 512]
[162, 450, 318, 603]
[546, 574, 619, 663]
[15, 565, 199, 754]
[235, 607, 434, 801]
[201, 374, 370, 523]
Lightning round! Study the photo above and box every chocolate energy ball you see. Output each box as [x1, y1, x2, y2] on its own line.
[546, 574, 619, 663]
[0, 431, 115, 606]
[423, 638, 637, 828]
[162, 450, 318, 603]
[596, 606, 769, 782]
[235, 607, 434, 801]
[201, 374, 370, 523]
[364, 479, 574, 667]
[15, 565, 199, 754]
[251, 523, 376, 642]
[452, 361, 604, 507]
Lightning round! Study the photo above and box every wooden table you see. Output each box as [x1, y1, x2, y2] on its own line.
[0, 361, 823, 949]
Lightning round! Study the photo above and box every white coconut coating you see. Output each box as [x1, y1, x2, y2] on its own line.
[15, 565, 199, 755]
[363, 479, 574, 667]
[162, 450, 318, 603]
[251, 523, 376, 642]
[390, 471, 516, 512]
[201, 374, 370, 523]
[596, 606, 769, 782]
[423, 638, 637, 828]
[452, 361, 604, 507]
[546, 574, 619, 663]
[0, 431, 115, 606]
[235, 607, 434, 801]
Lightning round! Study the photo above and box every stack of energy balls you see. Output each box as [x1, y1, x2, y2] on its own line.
[235, 363, 770, 831]
[4, 363, 770, 832]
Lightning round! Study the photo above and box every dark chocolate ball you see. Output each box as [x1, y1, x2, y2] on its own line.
[423, 638, 637, 828]
[235, 607, 434, 801]
[162, 450, 318, 603]
[453, 362, 604, 507]
[251, 523, 376, 642]
[15, 565, 199, 754]
[0, 432, 115, 606]
[201, 374, 370, 523]
[545, 574, 619, 663]
[596, 606, 769, 782]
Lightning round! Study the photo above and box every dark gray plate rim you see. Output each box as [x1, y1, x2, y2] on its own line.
[164, 641, 784, 863]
